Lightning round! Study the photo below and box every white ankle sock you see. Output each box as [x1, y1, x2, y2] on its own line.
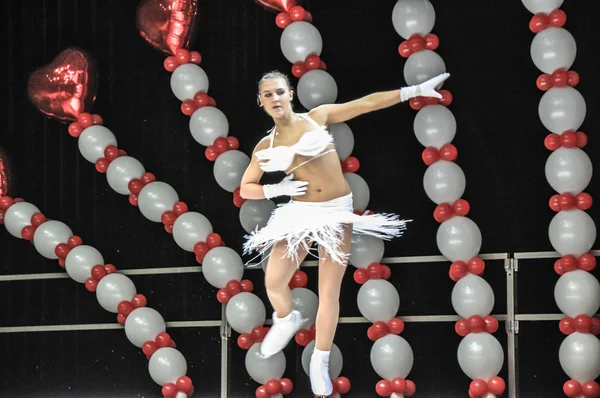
[260, 310, 304, 358]
[310, 348, 332, 396]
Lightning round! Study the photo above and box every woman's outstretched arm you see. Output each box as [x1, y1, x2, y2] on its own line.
[310, 72, 449, 126]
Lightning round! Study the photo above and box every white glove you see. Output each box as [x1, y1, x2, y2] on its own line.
[263, 174, 308, 199]
[400, 72, 450, 101]
[256, 145, 295, 172]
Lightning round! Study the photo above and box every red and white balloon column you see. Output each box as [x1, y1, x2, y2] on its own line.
[264, 1, 416, 396]
[521, 1, 600, 397]
[392, 1, 506, 396]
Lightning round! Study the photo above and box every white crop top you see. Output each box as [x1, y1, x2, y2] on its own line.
[255, 113, 336, 174]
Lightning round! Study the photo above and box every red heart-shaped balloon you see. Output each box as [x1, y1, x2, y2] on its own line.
[254, 0, 301, 13]
[27, 48, 98, 123]
[136, 0, 199, 55]
[0, 147, 15, 197]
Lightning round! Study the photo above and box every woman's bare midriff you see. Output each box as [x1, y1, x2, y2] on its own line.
[284, 147, 351, 202]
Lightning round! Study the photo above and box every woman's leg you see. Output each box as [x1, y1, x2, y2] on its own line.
[310, 223, 353, 396]
[260, 239, 311, 357]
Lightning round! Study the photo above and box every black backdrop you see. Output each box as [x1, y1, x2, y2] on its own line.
[1, 0, 599, 397]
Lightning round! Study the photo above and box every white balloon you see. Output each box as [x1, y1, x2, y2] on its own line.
[301, 341, 344, 379]
[344, 172, 370, 211]
[78, 125, 117, 164]
[106, 156, 145, 195]
[65, 245, 104, 283]
[137, 181, 180, 223]
[538, 86, 586, 134]
[545, 147, 592, 195]
[559, 332, 600, 383]
[370, 334, 414, 379]
[554, 270, 600, 317]
[213, 150, 250, 193]
[172, 212, 213, 252]
[522, 0, 564, 14]
[423, 160, 466, 205]
[413, 105, 457, 148]
[291, 288, 319, 327]
[170, 64, 209, 101]
[280, 21, 323, 64]
[124, 307, 166, 348]
[330, 123, 354, 161]
[403, 50, 446, 86]
[357, 279, 400, 323]
[349, 234, 385, 268]
[457, 332, 504, 380]
[297, 70, 338, 110]
[392, 0, 436, 40]
[225, 292, 267, 334]
[189, 106, 229, 147]
[530, 27, 576, 74]
[244, 343, 286, 384]
[548, 209, 596, 256]
[3, 201, 40, 238]
[33, 220, 73, 259]
[239, 199, 276, 234]
[96, 273, 137, 313]
[452, 274, 495, 318]
[436, 216, 482, 262]
[202, 246, 245, 289]
[148, 347, 187, 386]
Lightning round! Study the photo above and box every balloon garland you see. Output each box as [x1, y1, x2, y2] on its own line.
[521, 1, 600, 397]
[392, 1, 506, 397]
[262, 1, 418, 396]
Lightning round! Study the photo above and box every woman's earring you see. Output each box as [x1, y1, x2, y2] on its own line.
[256, 97, 262, 107]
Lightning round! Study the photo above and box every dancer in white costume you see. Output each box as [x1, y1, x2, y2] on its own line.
[240, 70, 449, 396]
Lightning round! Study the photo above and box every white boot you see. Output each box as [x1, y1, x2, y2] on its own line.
[260, 310, 306, 358]
[310, 348, 332, 396]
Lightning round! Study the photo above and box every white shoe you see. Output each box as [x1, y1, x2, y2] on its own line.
[310, 348, 332, 396]
[260, 310, 306, 358]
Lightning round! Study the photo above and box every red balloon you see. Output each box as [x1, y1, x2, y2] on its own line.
[404, 380, 416, 396]
[252, 326, 269, 341]
[559, 317, 576, 335]
[344, 156, 360, 173]
[176, 376, 194, 394]
[407, 35, 425, 53]
[552, 69, 569, 87]
[391, 377, 406, 394]
[279, 378, 294, 394]
[353, 268, 369, 284]
[536, 74, 552, 91]
[455, 319, 470, 337]
[576, 193, 593, 211]
[434, 203, 453, 223]
[295, 329, 313, 346]
[335, 377, 351, 394]
[468, 315, 486, 333]
[574, 314, 592, 333]
[549, 9, 567, 27]
[162, 383, 178, 398]
[591, 318, 600, 335]
[381, 264, 392, 280]
[0, 148, 14, 197]
[226, 280, 242, 295]
[488, 376, 506, 395]
[276, 12, 292, 28]
[439, 89, 453, 106]
[529, 13, 549, 33]
[563, 379, 583, 397]
[568, 71, 580, 87]
[388, 318, 405, 334]
[470, 379, 488, 396]
[561, 254, 578, 272]
[253, 0, 301, 13]
[367, 263, 383, 279]
[561, 131, 578, 148]
[449, 261, 468, 282]
[410, 96, 425, 110]
[424, 34, 439, 50]
[398, 41, 412, 58]
[485, 316, 499, 333]
[578, 253, 596, 271]
[549, 194, 561, 212]
[289, 5, 306, 21]
[375, 380, 392, 397]
[544, 133, 561, 150]
[292, 270, 308, 287]
[577, 131, 588, 148]
[467, 257, 485, 275]
[453, 199, 470, 217]
[255, 385, 270, 398]
[265, 379, 282, 394]
[27, 48, 98, 122]
[136, 0, 199, 55]
[238, 333, 254, 349]
[422, 147, 439, 166]
[439, 143, 458, 161]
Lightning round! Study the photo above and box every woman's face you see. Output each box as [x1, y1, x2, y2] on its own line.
[258, 78, 293, 119]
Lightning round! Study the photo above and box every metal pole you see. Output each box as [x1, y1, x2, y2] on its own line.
[221, 303, 230, 398]
[505, 256, 518, 398]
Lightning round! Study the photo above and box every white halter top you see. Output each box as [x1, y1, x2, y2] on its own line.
[255, 113, 336, 174]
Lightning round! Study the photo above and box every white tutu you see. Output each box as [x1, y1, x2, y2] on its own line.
[243, 193, 409, 266]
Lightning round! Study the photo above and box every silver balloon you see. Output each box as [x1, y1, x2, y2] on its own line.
[349, 234, 385, 269]
[423, 160, 466, 205]
[344, 172, 370, 211]
[548, 209, 596, 256]
[451, 274, 495, 318]
[202, 246, 244, 288]
[189, 106, 229, 147]
[436, 216, 482, 262]
[554, 270, 600, 317]
[172, 211, 213, 252]
[559, 332, 600, 383]
[370, 334, 414, 379]
[403, 50, 446, 86]
[538, 86, 586, 134]
[213, 150, 250, 193]
[457, 332, 504, 380]
[301, 341, 344, 379]
[245, 343, 286, 384]
[392, 0, 435, 40]
[106, 156, 146, 195]
[330, 123, 354, 161]
[137, 181, 180, 223]
[78, 125, 118, 164]
[297, 70, 338, 110]
[124, 307, 166, 348]
[96, 273, 137, 313]
[32, 220, 73, 259]
[291, 288, 319, 327]
[225, 292, 267, 334]
[545, 147, 592, 195]
[280, 21, 323, 64]
[239, 199, 276, 234]
[357, 279, 400, 323]
[530, 27, 576, 75]
[148, 347, 188, 386]
[413, 105, 457, 148]
[522, 0, 564, 14]
[170, 64, 209, 102]
[65, 245, 104, 284]
[3, 201, 40, 238]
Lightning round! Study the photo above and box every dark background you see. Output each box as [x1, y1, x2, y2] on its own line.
[1, 0, 599, 397]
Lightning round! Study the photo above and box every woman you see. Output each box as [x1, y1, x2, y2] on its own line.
[240, 70, 449, 396]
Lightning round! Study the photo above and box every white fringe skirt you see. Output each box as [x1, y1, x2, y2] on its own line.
[243, 193, 409, 266]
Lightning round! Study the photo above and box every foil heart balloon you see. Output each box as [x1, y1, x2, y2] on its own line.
[27, 48, 98, 123]
[136, 0, 199, 55]
[253, 0, 302, 13]
[0, 147, 15, 197]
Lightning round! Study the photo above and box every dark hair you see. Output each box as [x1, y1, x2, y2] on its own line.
[257, 70, 293, 93]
